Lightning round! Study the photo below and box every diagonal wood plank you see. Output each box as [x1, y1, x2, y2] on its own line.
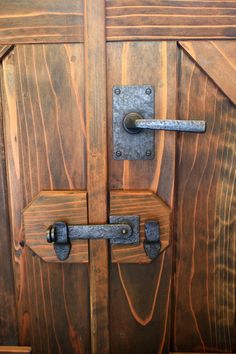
[179, 40, 236, 105]
[0, 45, 13, 60]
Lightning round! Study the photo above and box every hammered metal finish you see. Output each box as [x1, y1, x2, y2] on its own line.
[112, 85, 155, 160]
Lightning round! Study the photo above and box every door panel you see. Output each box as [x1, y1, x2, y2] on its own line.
[0, 51, 18, 345]
[1, 45, 90, 354]
[107, 41, 176, 353]
[173, 46, 236, 353]
[0, 1, 235, 352]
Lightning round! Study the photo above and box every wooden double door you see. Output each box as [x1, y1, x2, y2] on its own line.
[0, 1, 235, 354]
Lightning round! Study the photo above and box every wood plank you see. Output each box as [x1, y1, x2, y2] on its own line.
[107, 41, 176, 353]
[2, 45, 90, 354]
[0, 58, 18, 345]
[84, 0, 109, 353]
[173, 47, 236, 352]
[106, 0, 236, 40]
[23, 191, 88, 262]
[179, 40, 236, 106]
[0, 0, 83, 44]
[0, 347, 31, 353]
[1, 0, 236, 45]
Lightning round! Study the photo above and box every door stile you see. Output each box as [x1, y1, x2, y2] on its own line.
[84, 1, 110, 354]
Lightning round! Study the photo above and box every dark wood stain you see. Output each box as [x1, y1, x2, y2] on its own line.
[106, 0, 236, 40]
[0, 0, 84, 44]
[107, 41, 176, 354]
[2, 45, 90, 354]
[84, 0, 110, 352]
[0, 55, 18, 346]
[173, 47, 236, 353]
[110, 190, 171, 263]
[23, 191, 88, 263]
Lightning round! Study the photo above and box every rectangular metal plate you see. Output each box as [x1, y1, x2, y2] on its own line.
[113, 85, 155, 160]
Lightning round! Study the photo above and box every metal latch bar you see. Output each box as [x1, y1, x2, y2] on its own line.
[47, 216, 140, 261]
[46, 216, 162, 262]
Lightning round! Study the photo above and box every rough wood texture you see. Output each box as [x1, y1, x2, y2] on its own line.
[0, 63, 18, 345]
[106, 0, 236, 41]
[173, 47, 236, 353]
[2, 46, 90, 354]
[23, 191, 88, 262]
[0, 0, 83, 44]
[107, 41, 176, 354]
[110, 190, 171, 263]
[84, 1, 110, 353]
[0, 347, 31, 353]
[179, 40, 236, 105]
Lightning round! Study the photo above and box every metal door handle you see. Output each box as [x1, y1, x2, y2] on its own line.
[123, 112, 206, 134]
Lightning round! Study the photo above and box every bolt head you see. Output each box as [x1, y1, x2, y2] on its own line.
[146, 150, 152, 157]
[145, 88, 152, 95]
[114, 88, 121, 95]
[116, 150, 122, 157]
[121, 228, 128, 235]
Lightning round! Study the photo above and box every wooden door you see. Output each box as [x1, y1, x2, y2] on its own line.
[0, 1, 235, 354]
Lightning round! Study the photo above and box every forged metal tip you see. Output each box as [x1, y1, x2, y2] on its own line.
[46, 226, 55, 243]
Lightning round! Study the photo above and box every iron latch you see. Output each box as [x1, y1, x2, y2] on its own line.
[46, 216, 161, 261]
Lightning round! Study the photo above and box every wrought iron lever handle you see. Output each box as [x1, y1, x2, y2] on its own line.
[123, 112, 207, 134]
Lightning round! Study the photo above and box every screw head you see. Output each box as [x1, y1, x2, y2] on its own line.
[114, 88, 121, 95]
[121, 228, 128, 235]
[116, 150, 122, 157]
[146, 150, 152, 157]
[145, 88, 152, 95]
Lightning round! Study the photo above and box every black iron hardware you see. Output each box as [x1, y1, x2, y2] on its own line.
[113, 85, 207, 160]
[46, 217, 162, 261]
[144, 221, 161, 260]
[47, 216, 140, 261]
[123, 112, 206, 134]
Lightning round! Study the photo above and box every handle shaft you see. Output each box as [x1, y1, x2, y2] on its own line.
[135, 119, 206, 133]
[123, 113, 207, 134]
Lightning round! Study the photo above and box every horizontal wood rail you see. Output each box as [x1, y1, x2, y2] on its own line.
[1, 0, 236, 44]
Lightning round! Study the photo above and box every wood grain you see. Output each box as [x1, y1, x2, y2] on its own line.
[107, 41, 176, 353]
[0, 347, 31, 353]
[110, 190, 171, 263]
[84, 1, 110, 353]
[106, 0, 236, 41]
[173, 47, 236, 352]
[2, 45, 90, 354]
[23, 191, 88, 263]
[179, 40, 236, 106]
[0, 61, 18, 344]
[0, 0, 83, 44]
